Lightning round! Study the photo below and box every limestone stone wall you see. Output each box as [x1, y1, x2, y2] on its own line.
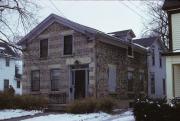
[95, 36, 148, 99]
[22, 22, 96, 103]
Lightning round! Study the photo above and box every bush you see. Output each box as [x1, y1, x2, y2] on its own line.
[67, 97, 115, 114]
[133, 98, 180, 121]
[0, 92, 48, 110]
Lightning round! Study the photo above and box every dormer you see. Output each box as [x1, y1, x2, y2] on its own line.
[107, 29, 136, 43]
[163, 0, 180, 52]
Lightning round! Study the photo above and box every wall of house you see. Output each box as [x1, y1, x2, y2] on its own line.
[0, 58, 22, 95]
[171, 13, 180, 51]
[148, 40, 166, 98]
[166, 56, 180, 99]
[22, 22, 96, 103]
[95, 36, 148, 99]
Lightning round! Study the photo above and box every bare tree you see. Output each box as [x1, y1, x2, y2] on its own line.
[0, 0, 39, 50]
[142, 1, 169, 48]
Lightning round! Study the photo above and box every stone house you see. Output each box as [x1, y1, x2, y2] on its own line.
[17, 14, 148, 105]
[162, 0, 180, 100]
[134, 37, 167, 98]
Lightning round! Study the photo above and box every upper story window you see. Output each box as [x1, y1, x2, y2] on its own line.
[128, 46, 133, 57]
[152, 48, 155, 66]
[40, 39, 48, 58]
[50, 69, 60, 91]
[5, 57, 10, 67]
[31, 70, 40, 91]
[63, 35, 73, 55]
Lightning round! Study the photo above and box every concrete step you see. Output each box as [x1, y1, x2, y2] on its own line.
[45, 104, 68, 112]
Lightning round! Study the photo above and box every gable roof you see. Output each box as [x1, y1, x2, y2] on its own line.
[162, 0, 180, 10]
[108, 29, 136, 39]
[133, 37, 167, 51]
[0, 42, 19, 58]
[133, 37, 157, 48]
[17, 14, 147, 52]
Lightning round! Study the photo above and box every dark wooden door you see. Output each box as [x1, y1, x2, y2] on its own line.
[74, 70, 86, 99]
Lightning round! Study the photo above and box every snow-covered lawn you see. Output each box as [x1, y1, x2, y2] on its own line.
[0, 109, 41, 120]
[22, 111, 135, 121]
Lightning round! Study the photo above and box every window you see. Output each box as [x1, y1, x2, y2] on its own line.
[128, 71, 133, 91]
[140, 72, 144, 91]
[150, 73, 155, 94]
[40, 39, 48, 58]
[4, 79, 9, 90]
[159, 53, 162, 67]
[5, 57, 10, 67]
[63, 35, 73, 55]
[108, 65, 117, 92]
[51, 69, 60, 91]
[17, 80, 20, 88]
[152, 48, 155, 66]
[31, 70, 40, 91]
[128, 46, 133, 57]
[163, 79, 166, 95]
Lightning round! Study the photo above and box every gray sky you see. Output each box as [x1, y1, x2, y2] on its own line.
[36, 0, 150, 38]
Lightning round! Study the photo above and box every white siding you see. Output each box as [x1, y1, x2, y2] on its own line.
[172, 13, 180, 50]
[0, 58, 22, 95]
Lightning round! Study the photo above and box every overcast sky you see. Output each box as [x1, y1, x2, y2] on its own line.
[36, 0, 150, 38]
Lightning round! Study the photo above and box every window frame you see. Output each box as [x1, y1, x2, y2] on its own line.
[63, 35, 73, 56]
[139, 72, 145, 92]
[152, 48, 155, 66]
[40, 39, 48, 58]
[31, 70, 40, 91]
[50, 69, 61, 91]
[150, 72, 155, 94]
[127, 45, 134, 58]
[17, 80, 20, 88]
[5, 57, 10, 67]
[4, 79, 9, 90]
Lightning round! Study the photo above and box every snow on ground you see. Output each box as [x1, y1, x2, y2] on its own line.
[22, 111, 135, 121]
[0, 109, 41, 120]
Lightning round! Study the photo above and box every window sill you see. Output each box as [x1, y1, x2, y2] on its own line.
[39, 57, 48, 60]
[62, 54, 74, 58]
[128, 55, 134, 58]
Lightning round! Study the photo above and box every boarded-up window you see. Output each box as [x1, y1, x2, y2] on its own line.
[40, 39, 48, 58]
[150, 73, 155, 94]
[108, 65, 117, 92]
[64, 35, 73, 55]
[128, 71, 133, 91]
[4, 79, 9, 90]
[31, 70, 40, 91]
[51, 69, 60, 91]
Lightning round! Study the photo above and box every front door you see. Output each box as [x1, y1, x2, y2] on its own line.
[74, 70, 86, 99]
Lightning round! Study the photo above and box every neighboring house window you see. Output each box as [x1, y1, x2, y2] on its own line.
[128, 46, 133, 57]
[4, 79, 9, 90]
[5, 57, 10, 67]
[17, 80, 20, 88]
[159, 53, 162, 68]
[150, 73, 155, 94]
[63, 35, 73, 55]
[51, 69, 60, 91]
[152, 48, 155, 66]
[108, 65, 117, 92]
[163, 79, 166, 95]
[31, 70, 40, 91]
[128, 71, 133, 91]
[140, 72, 144, 91]
[40, 39, 48, 58]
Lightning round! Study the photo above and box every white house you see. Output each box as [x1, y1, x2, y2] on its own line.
[0, 42, 22, 95]
[134, 37, 166, 98]
[162, 0, 180, 100]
